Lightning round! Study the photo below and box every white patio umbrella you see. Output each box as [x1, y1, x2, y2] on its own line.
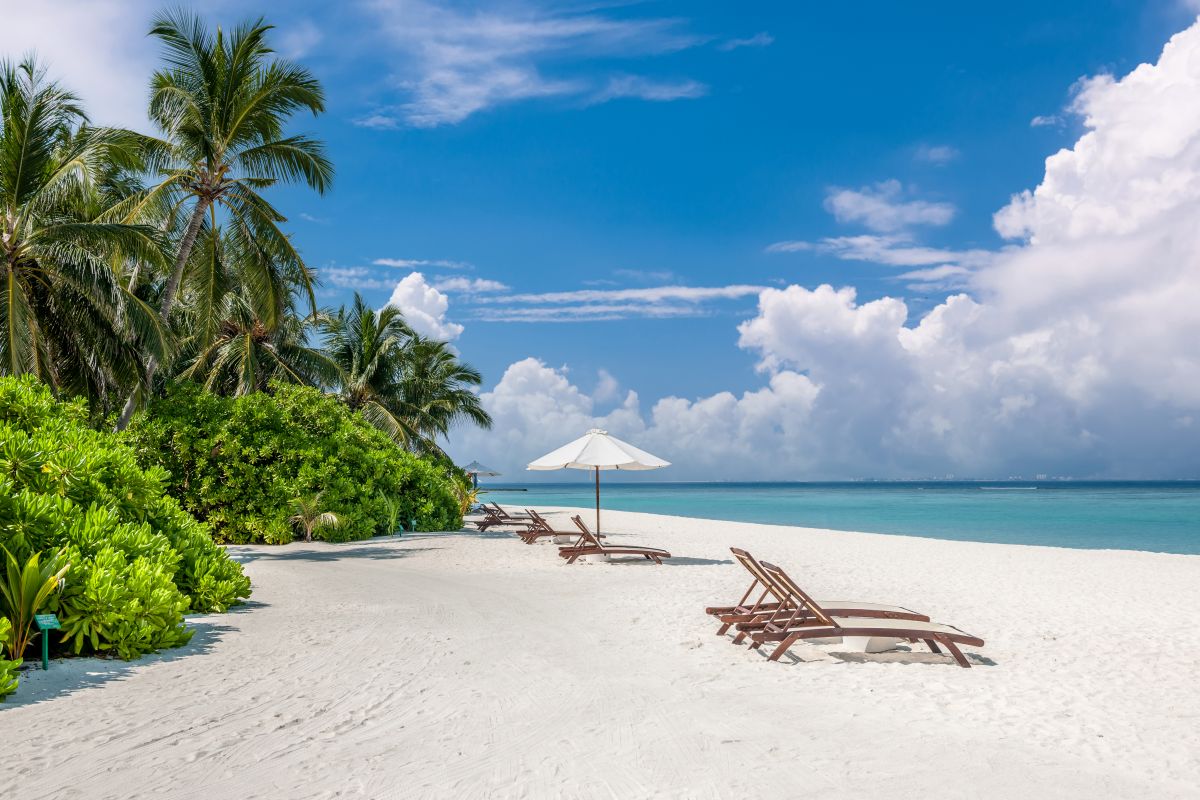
[462, 460, 501, 489]
[527, 429, 669, 534]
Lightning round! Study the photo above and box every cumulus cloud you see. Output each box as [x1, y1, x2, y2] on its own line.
[360, 0, 704, 127]
[383, 272, 464, 341]
[824, 180, 956, 232]
[323, 266, 394, 290]
[449, 359, 821, 479]
[451, 21, 1200, 479]
[0, 0, 158, 129]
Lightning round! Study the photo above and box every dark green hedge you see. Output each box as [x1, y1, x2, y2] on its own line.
[0, 376, 252, 676]
[125, 383, 462, 544]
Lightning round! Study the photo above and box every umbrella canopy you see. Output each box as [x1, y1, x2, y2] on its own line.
[462, 460, 501, 489]
[527, 429, 669, 533]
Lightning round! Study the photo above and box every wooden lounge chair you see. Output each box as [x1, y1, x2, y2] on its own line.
[557, 515, 671, 565]
[707, 548, 929, 639]
[473, 507, 536, 532]
[749, 560, 985, 668]
[489, 502, 532, 521]
[518, 510, 604, 544]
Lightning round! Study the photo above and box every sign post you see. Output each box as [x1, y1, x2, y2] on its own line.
[34, 614, 60, 671]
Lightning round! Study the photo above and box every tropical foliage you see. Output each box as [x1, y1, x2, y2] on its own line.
[125, 382, 464, 544]
[0, 58, 165, 412]
[0, 617, 19, 700]
[0, 546, 69, 659]
[322, 294, 492, 453]
[0, 376, 251, 673]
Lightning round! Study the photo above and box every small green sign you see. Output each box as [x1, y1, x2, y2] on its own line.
[34, 614, 60, 631]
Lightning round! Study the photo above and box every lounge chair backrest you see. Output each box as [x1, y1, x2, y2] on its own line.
[729, 548, 790, 608]
[527, 510, 552, 532]
[570, 515, 603, 548]
[760, 561, 835, 627]
[489, 502, 508, 517]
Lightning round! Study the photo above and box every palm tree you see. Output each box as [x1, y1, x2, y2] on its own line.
[170, 223, 335, 396]
[116, 9, 332, 428]
[177, 286, 337, 397]
[397, 335, 493, 449]
[288, 494, 340, 543]
[321, 295, 493, 452]
[0, 58, 166, 409]
[321, 293, 421, 445]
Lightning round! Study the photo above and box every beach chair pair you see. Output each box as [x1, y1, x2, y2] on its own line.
[516, 510, 606, 544]
[558, 516, 671, 565]
[707, 548, 984, 667]
[473, 503, 532, 532]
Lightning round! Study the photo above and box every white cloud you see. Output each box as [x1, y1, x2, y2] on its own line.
[374, 258, 473, 270]
[824, 180, 956, 232]
[448, 359, 820, 479]
[361, 0, 704, 127]
[592, 75, 707, 104]
[593, 369, 620, 404]
[474, 283, 768, 322]
[767, 234, 995, 269]
[433, 276, 509, 293]
[323, 266, 394, 290]
[383, 272, 464, 341]
[914, 144, 960, 165]
[718, 32, 774, 51]
[452, 21, 1200, 478]
[1030, 114, 1063, 128]
[0, 1, 158, 129]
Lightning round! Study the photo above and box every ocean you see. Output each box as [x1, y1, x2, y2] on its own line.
[482, 481, 1200, 555]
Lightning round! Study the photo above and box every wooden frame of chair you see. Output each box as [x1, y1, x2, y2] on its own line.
[557, 515, 671, 565]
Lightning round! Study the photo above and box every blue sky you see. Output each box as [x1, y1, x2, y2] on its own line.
[259, 0, 1196, 401]
[7, 0, 1200, 478]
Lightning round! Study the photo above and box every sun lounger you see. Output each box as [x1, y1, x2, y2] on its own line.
[707, 548, 929, 639]
[557, 515, 671, 565]
[518, 510, 605, 544]
[748, 560, 984, 667]
[473, 507, 536, 532]
[489, 502, 532, 521]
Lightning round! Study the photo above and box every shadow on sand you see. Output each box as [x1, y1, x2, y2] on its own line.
[1, 615, 239, 709]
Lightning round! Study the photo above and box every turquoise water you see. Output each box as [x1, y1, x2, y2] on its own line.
[482, 481, 1200, 555]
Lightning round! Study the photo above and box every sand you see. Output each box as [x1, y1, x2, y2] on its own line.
[2, 507, 1198, 799]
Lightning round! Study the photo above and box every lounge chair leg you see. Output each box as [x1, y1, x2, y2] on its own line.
[942, 640, 971, 668]
[768, 636, 795, 662]
[923, 639, 943, 654]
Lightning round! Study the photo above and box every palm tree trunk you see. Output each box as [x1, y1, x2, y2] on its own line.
[114, 198, 210, 431]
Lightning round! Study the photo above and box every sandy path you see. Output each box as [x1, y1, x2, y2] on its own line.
[2, 508, 1198, 798]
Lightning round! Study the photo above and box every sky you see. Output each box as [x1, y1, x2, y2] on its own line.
[4, 0, 1200, 480]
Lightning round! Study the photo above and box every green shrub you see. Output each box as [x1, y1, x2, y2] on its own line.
[0, 376, 251, 666]
[0, 617, 19, 700]
[125, 382, 462, 544]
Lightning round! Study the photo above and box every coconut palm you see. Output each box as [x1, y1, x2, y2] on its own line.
[177, 287, 337, 397]
[0, 58, 166, 408]
[397, 335, 492, 448]
[321, 293, 422, 446]
[116, 9, 332, 427]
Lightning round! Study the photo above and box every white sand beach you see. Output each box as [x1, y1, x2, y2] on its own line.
[2, 508, 1198, 799]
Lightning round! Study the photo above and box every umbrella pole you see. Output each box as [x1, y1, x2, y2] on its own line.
[594, 466, 601, 535]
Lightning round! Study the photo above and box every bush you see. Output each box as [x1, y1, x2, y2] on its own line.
[0, 376, 251, 667]
[125, 382, 463, 544]
[0, 617, 19, 700]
